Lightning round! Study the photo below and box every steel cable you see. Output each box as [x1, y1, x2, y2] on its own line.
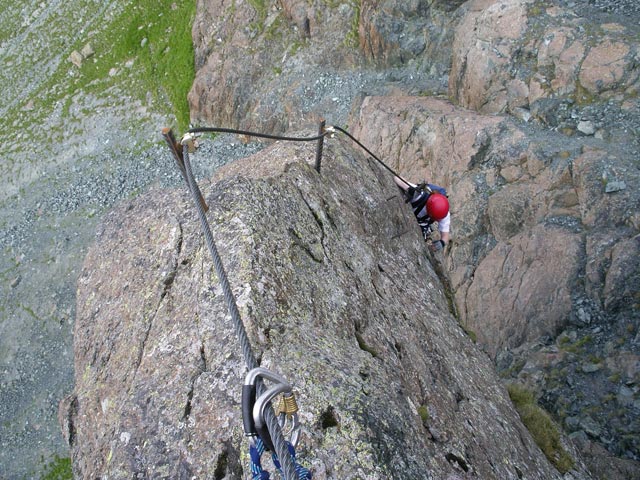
[187, 124, 410, 187]
[332, 125, 411, 188]
[182, 145, 299, 480]
[188, 126, 329, 142]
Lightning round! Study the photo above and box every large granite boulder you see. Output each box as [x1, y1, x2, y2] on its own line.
[59, 132, 585, 478]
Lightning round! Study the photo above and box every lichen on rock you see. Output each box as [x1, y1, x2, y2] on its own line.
[63, 133, 576, 478]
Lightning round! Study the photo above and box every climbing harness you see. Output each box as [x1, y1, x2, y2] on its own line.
[161, 121, 419, 479]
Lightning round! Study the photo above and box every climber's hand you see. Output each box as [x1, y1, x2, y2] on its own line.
[430, 239, 446, 252]
[404, 186, 416, 203]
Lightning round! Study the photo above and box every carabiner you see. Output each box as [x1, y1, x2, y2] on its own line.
[242, 367, 301, 451]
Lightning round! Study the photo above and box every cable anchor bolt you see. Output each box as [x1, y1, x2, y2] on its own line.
[324, 125, 336, 138]
[276, 391, 300, 444]
[180, 132, 200, 153]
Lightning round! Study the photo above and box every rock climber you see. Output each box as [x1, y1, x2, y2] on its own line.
[394, 176, 450, 252]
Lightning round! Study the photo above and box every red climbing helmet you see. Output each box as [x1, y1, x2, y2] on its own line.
[426, 193, 449, 221]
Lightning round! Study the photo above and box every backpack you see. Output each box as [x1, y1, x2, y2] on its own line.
[424, 183, 447, 197]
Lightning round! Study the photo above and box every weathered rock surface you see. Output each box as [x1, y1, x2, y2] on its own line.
[61, 136, 587, 478]
[349, 94, 640, 476]
[351, 96, 582, 354]
[188, 0, 364, 132]
[449, 0, 640, 119]
[189, 0, 640, 149]
[358, 0, 464, 74]
[62, 0, 640, 477]
[187, 0, 464, 133]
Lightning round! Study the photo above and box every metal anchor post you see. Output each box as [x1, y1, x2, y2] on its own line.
[161, 127, 208, 212]
[314, 119, 326, 173]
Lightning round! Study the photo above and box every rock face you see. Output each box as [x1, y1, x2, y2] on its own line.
[187, 0, 462, 132]
[61, 137, 582, 478]
[65, 0, 640, 477]
[349, 94, 640, 477]
[349, 95, 604, 357]
[188, 0, 362, 132]
[449, 0, 639, 120]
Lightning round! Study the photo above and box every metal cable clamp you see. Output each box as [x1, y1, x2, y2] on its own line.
[180, 132, 200, 153]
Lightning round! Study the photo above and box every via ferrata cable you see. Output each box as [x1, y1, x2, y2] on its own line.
[330, 125, 412, 188]
[181, 143, 304, 480]
[186, 124, 412, 189]
[188, 126, 329, 143]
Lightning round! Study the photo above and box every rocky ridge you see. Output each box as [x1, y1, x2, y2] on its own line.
[62, 132, 591, 479]
[0, 0, 636, 478]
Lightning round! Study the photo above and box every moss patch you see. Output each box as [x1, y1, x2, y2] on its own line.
[463, 326, 477, 343]
[559, 334, 592, 354]
[417, 404, 430, 425]
[3, 0, 196, 136]
[343, 0, 361, 48]
[40, 456, 72, 480]
[507, 383, 574, 474]
[75, 0, 196, 129]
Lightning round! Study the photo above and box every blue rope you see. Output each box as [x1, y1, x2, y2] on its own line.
[250, 439, 270, 479]
[250, 439, 312, 480]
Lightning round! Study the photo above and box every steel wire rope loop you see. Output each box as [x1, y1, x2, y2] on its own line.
[181, 144, 301, 480]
